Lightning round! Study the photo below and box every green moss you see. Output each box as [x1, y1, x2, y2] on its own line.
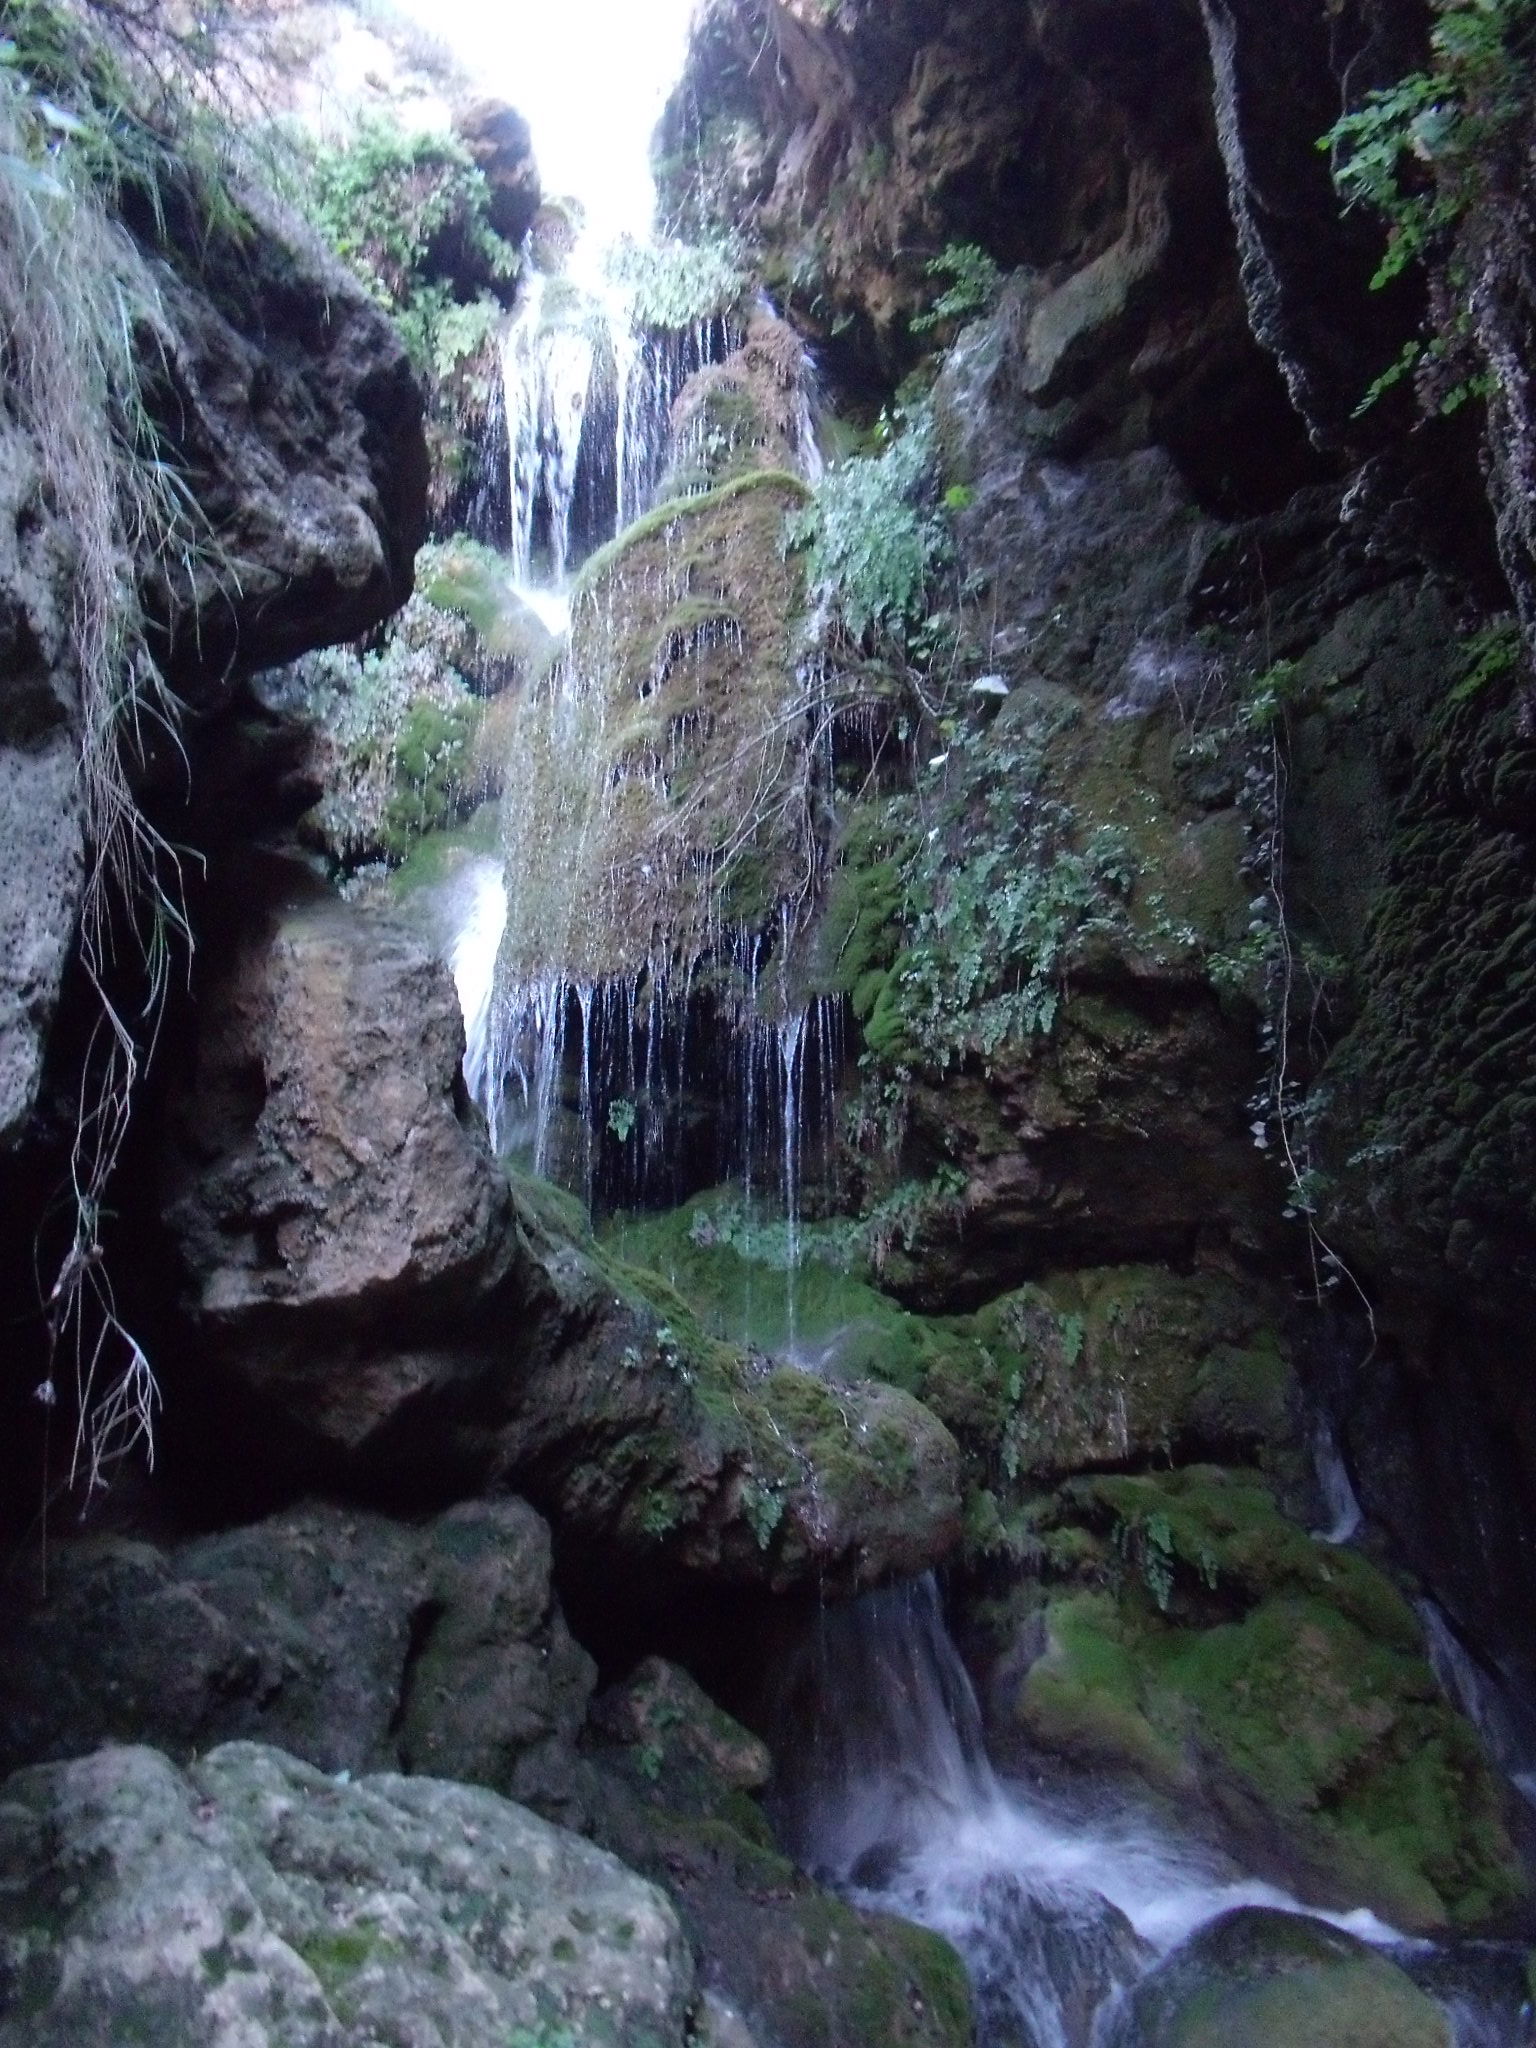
[295, 1926, 387, 1996]
[1018, 1591, 1188, 1789]
[597, 1197, 979, 1404]
[1017, 1469, 1528, 1931]
[573, 470, 813, 595]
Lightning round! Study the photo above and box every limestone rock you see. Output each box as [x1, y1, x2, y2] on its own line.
[1107, 1905, 1451, 2048]
[0, 413, 80, 1148]
[146, 180, 427, 696]
[456, 98, 542, 251]
[0, 1741, 694, 2048]
[157, 892, 959, 1591]
[0, 1498, 594, 1817]
[163, 891, 512, 1337]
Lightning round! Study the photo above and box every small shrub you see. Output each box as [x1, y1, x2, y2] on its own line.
[608, 231, 747, 330]
[910, 241, 1003, 334]
[783, 402, 950, 642]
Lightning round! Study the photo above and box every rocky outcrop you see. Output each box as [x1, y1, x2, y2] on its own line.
[0, 1741, 694, 2048]
[978, 1467, 1529, 1933]
[1107, 1906, 1452, 2048]
[142, 181, 426, 695]
[157, 886, 961, 1590]
[0, 1498, 595, 1820]
[0, 414, 83, 1150]
[0, 143, 426, 1170]
[660, 0, 1315, 505]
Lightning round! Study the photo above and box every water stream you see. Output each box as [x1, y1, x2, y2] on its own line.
[771, 1576, 1531, 2048]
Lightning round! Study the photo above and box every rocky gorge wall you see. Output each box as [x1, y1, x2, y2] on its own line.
[3, 0, 1536, 2044]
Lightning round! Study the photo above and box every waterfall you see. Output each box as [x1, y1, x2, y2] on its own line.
[1419, 1601, 1536, 1811]
[768, 1576, 1469, 2048]
[445, 186, 833, 1216]
[1311, 1412, 1364, 1545]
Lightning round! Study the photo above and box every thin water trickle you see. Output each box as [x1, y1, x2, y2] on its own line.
[1311, 1412, 1363, 1545]
[1419, 1599, 1536, 1812]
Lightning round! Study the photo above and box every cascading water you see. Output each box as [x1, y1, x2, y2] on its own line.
[770, 1576, 1530, 2048]
[1420, 1601, 1536, 1813]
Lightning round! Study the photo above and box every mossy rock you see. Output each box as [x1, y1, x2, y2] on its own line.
[1002, 1470, 1528, 1932]
[1110, 1905, 1450, 2048]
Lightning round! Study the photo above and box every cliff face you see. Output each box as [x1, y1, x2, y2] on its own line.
[0, 178, 425, 1160]
[660, 0, 1536, 1687]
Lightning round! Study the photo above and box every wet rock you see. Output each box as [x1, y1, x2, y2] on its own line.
[157, 892, 960, 1591]
[581, 1677, 972, 2048]
[0, 1498, 595, 1816]
[590, 1658, 772, 1792]
[985, 1468, 1529, 1933]
[0, 1741, 693, 2048]
[1107, 1904, 1452, 2048]
[949, 1871, 1149, 2048]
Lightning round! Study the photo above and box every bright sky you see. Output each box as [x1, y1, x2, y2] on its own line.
[392, 0, 701, 241]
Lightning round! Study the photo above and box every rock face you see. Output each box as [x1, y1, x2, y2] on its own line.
[0, 1741, 694, 2048]
[158, 888, 961, 1590]
[145, 181, 427, 696]
[660, 0, 1315, 504]
[0, 1498, 595, 1819]
[162, 888, 515, 1346]
[0, 413, 83, 1150]
[0, 158, 425, 1159]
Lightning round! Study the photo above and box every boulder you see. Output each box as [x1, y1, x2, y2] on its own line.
[0, 1741, 694, 2048]
[985, 1468, 1529, 1933]
[582, 1666, 972, 2048]
[0, 1497, 595, 1821]
[456, 98, 542, 251]
[161, 890, 515, 1346]
[158, 891, 961, 1592]
[1106, 1905, 1451, 2048]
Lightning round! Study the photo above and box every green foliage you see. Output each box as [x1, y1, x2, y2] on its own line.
[783, 403, 950, 643]
[742, 1479, 786, 1550]
[910, 241, 1003, 335]
[297, 114, 518, 377]
[891, 802, 1136, 1068]
[0, 0, 251, 248]
[608, 231, 747, 329]
[282, 631, 484, 868]
[607, 1097, 638, 1142]
[1321, 0, 1535, 407]
[1240, 657, 1305, 734]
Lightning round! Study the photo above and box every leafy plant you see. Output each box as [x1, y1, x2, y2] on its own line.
[1449, 616, 1522, 702]
[1321, 0, 1535, 410]
[910, 241, 1003, 334]
[607, 1097, 638, 1142]
[742, 1479, 785, 1550]
[608, 231, 747, 330]
[296, 114, 518, 378]
[783, 402, 950, 642]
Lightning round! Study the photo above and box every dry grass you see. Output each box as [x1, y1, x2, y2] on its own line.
[0, 56, 212, 1494]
